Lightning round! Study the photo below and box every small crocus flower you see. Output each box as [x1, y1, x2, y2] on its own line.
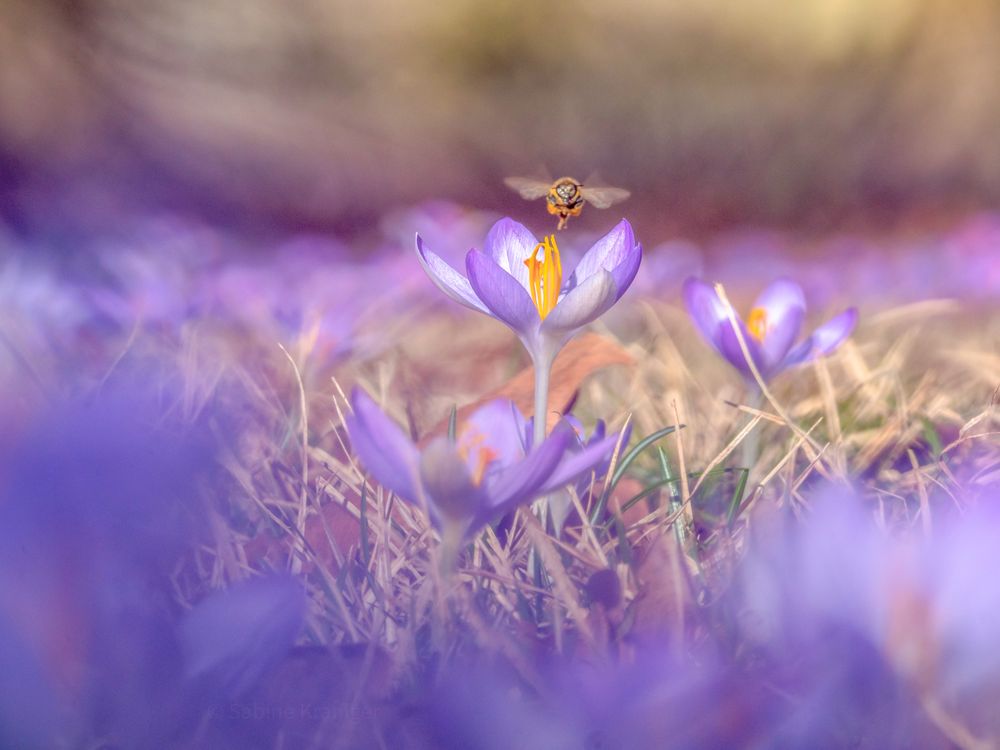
[345, 389, 625, 542]
[683, 277, 858, 382]
[471, 401, 629, 505]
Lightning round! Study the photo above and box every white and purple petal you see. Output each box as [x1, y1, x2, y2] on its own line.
[782, 308, 858, 369]
[461, 399, 528, 470]
[608, 242, 642, 303]
[568, 220, 637, 287]
[484, 218, 536, 292]
[346, 388, 421, 503]
[540, 269, 617, 336]
[540, 427, 628, 494]
[753, 278, 806, 371]
[810, 307, 858, 355]
[479, 425, 572, 526]
[682, 277, 728, 351]
[588, 420, 608, 445]
[415, 235, 490, 315]
[466, 250, 540, 335]
[717, 318, 767, 379]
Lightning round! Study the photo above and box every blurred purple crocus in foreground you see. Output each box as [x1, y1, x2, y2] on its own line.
[683, 277, 857, 382]
[416, 218, 641, 446]
[346, 389, 625, 545]
[0, 389, 306, 748]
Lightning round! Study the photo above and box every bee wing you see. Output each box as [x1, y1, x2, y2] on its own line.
[504, 177, 552, 200]
[580, 186, 631, 209]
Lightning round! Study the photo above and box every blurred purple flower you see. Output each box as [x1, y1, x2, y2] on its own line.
[940, 212, 1000, 297]
[683, 277, 857, 381]
[345, 389, 624, 540]
[382, 200, 498, 269]
[896, 500, 1000, 707]
[416, 218, 642, 370]
[485, 403, 629, 530]
[92, 249, 198, 325]
[0, 259, 95, 356]
[180, 574, 306, 701]
[629, 238, 704, 300]
[421, 632, 901, 749]
[202, 249, 379, 368]
[0, 389, 305, 747]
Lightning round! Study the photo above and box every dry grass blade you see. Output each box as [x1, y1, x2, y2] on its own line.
[522, 511, 598, 651]
[278, 342, 311, 575]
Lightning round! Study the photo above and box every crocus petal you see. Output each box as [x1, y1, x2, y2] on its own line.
[683, 277, 728, 350]
[484, 218, 536, 291]
[562, 415, 586, 442]
[717, 317, 766, 379]
[461, 399, 527, 469]
[684, 277, 767, 377]
[608, 242, 643, 303]
[810, 307, 858, 355]
[466, 250, 540, 334]
[782, 308, 858, 369]
[478, 425, 572, 525]
[568, 220, 636, 288]
[180, 575, 305, 696]
[540, 269, 617, 335]
[753, 279, 806, 370]
[415, 235, 490, 314]
[346, 388, 420, 502]
[419, 438, 487, 525]
[540, 428, 627, 493]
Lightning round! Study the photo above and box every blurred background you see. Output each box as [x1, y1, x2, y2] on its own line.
[3, 0, 1000, 244]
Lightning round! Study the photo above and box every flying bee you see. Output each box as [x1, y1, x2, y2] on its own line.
[504, 175, 630, 230]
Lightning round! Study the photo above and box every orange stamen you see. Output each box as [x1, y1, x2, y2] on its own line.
[747, 307, 768, 341]
[523, 234, 563, 320]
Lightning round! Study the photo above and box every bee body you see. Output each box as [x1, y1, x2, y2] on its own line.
[505, 175, 630, 230]
[546, 177, 586, 227]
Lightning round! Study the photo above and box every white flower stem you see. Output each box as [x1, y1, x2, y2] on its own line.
[741, 385, 764, 471]
[532, 354, 552, 449]
[530, 350, 554, 531]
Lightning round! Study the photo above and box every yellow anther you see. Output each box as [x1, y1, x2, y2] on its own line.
[747, 307, 769, 341]
[523, 235, 563, 320]
[457, 428, 498, 486]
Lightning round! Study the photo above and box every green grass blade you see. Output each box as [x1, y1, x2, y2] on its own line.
[590, 424, 682, 524]
[725, 468, 750, 527]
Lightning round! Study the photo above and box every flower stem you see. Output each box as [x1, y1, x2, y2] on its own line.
[741, 385, 764, 471]
[532, 355, 552, 448]
[531, 351, 554, 531]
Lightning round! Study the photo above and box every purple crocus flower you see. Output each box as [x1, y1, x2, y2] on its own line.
[683, 277, 858, 381]
[417, 217, 641, 367]
[345, 389, 626, 541]
[485, 403, 629, 530]
[416, 217, 641, 449]
[0, 387, 306, 748]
